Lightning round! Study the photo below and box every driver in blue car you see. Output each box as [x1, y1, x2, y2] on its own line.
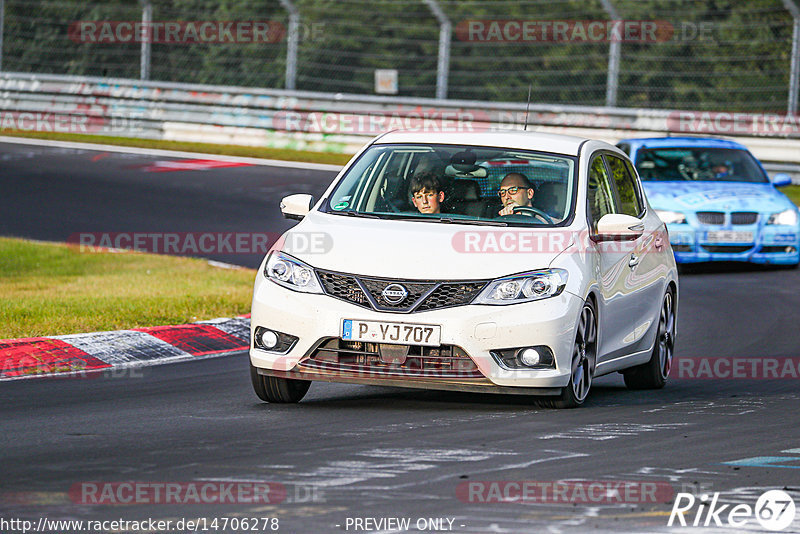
[497, 173, 536, 216]
[712, 162, 732, 179]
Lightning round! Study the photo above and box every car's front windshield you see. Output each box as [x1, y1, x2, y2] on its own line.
[635, 147, 768, 184]
[322, 143, 577, 226]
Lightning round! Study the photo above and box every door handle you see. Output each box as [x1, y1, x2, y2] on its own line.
[629, 254, 640, 268]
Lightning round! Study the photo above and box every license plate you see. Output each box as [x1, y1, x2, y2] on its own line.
[705, 231, 754, 243]
[341, 319, 441, 346]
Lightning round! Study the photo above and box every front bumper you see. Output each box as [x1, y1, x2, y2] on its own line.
[250, 275, 584, 393]
[667, 224, 799, 265]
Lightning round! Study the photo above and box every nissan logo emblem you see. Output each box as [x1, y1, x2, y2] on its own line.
[381, 283, 408, 304]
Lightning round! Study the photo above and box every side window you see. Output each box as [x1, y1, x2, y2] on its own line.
[606, 155, 643, 217]
[587, 155, 616, 232]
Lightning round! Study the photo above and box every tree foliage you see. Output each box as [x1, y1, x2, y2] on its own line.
[2, 0, 795, 111]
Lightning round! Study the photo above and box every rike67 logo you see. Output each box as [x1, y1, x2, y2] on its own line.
[668, 490, 796, 531]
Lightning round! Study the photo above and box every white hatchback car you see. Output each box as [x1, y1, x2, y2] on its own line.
[250, 131, 678, 407]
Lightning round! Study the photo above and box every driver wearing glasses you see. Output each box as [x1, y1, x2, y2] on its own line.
[497, 173, 535, 216]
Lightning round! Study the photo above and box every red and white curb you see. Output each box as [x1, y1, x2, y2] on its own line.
[0, 316, 251, 380]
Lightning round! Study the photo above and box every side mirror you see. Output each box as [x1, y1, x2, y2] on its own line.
[771, 173, 792, 188]
[594, 214, 644, 241]
[280, 194, 314, 221]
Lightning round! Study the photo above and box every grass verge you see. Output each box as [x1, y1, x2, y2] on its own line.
[0, 130, 354, 166]
[781, 184, 800, 206]
[0, 237, 255, 339]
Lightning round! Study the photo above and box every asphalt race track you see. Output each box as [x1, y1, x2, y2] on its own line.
[0, 142, 336, 268]
[1, 141, 799, 533]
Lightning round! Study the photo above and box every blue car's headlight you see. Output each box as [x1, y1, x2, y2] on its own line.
[767, 208, 799, 226]
[474, 269, 567, 305]
[264, 251, 323, 294]
[655, 210, 687, 224]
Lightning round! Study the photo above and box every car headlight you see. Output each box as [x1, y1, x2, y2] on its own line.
[474, 269, 567, 305]
[655, 210, 687, 224]
[767, 208, 799, 226]
[264, 251, 323, 294]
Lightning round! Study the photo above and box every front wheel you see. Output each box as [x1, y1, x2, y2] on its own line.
[250, 363, 311, 403]
[544, 300, 597, 409]
[623, 290, 676, 390]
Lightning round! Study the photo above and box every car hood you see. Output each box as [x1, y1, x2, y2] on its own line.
[278, 211, 574, 280]
[642, 181, 793, 213]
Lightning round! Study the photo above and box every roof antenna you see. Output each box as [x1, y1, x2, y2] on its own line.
[523, 84, 532, 131]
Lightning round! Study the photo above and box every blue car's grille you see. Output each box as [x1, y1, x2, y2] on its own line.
[731, 212, 758, 225]
[694, 212, 758, 225]
[696, 212, 725, 225]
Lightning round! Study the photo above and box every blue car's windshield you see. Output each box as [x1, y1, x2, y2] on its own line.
[635, 147, 768, 184]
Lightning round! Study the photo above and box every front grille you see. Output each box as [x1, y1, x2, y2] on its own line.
[702, 245, 753, 254]
[298, 338, 484, 379]
[416, 282, 487, 311]
[317, 269, 487, 313]
[731, 212, 758, 225]
[696, 211, 725, 225]
[317, 272, 370, 309]
[671, 244, 693, 252]
[360, 278, 434, 310]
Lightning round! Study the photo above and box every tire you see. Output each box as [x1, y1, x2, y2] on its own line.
[623, 289, 676, 390]
[543, 299, 597, 409]
[250, 363, 311, 403]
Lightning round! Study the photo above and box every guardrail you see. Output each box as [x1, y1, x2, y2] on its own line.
[2, 72, 800, 172]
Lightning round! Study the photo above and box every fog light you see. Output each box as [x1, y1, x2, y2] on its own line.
[491, 345, 555, 370]
[518, 348, 541, 367]
[259, 329, 279, 349]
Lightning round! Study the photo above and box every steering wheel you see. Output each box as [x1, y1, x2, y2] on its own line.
[507, 205, 555, 225]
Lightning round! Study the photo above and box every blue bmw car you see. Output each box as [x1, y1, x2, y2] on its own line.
[617, 137, 799, 266]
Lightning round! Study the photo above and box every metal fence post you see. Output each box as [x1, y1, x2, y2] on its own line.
[422, 0, 450, 100]
[783, 0, 800, 114]
[600, 0, 620, 108]
[0, 0, 5, 72]
[140, 0, 152, 80]
[279, 0, 299, 90]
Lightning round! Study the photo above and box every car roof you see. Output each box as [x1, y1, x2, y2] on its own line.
[373, 130, 594, 156]
[618, 136, 749, 151]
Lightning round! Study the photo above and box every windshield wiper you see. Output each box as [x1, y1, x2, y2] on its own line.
[340, 210, 381, 219]
[438, 218, 508, 226]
